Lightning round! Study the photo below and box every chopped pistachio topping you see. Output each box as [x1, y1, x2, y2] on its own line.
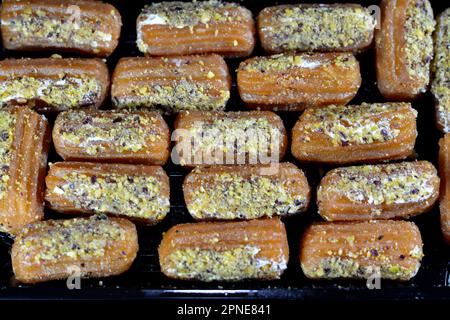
[165, 246, 286, 281]
[329, 163, 436, 205]
[0, 75, 102, 110]
[305, 256, 420, 280]
[18, 215, 126, 264]
[0, 111, 15, 200]
[114, 80, 229, 114]
[240, 53, 355, 72]
[182, 117, 281, 165]
[301, 103, 415, 146]
[53, 172, 169, 220]
[403, 0, 435, 85]
[432, 9, 450, 132]
[5, 6, 113, 50]
[187, 172, 306, 219]
[59, 111, 161, 155]
[262, 5, 375, 51]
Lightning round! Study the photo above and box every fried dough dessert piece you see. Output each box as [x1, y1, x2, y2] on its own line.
[173, 111, 287, 166]
[317, 161, 439, 221]
[291, 103, 417, 164]
[0, 57, 109, 113]
[375, 0, 435, 100]
[438, 134, 450, 244]
[12, 215, 138, 284]
[432, 9, 450, 133]
[300, 220, 423, 280]
[237, 53, 361, 111]
[258, 4, 376, 54]
[0, 0, 122, 57]
[183, 163, 310, 220]
[45, 162, 170, 225]
[159, 218, 289, 281]
[53, 110, 170, 165]
[136, 0, 255, 57]
[111, 55, 230, 114]
[0, 107, 50, 234]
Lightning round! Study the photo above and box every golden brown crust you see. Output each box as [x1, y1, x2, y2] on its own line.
[173, 111, 287, 166]
[0, 106, 50, 234]
[159, 218, 289, 281]
[291, 103, 417, 164]
[0, 57, 109, 113]
[45, 162, 170, 225]
[375, 0, 435, 100]
[111, 55, 231, 114]
[53, 110, 170, 165]
[183, 163, 310, 220]
[439, 134, 450, 244]
[237, 52, 361, 110]
[12, 215, 138, 284]
[300, 220, 423, 280]
[258, 3, 375, 54]
[1, 0, 122, 57]
[317, 161, 439, 221]
[136, 0, 255, 57]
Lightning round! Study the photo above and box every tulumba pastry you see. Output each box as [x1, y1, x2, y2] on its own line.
[300, 220, 424, 280]
[53, 110, 170, 165]
[159, 218, 289, 281]
[12, 215, 138, 284]
[136, 0, 255, 57]
[45, 162, 170, 225]
[0, 0, 122, 57]
[291, 103, 417, 164]
[237, 52, 361, 111]
[0, 106, 50, 234]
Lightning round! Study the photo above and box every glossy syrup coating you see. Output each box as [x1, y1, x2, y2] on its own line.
[0, 106, 50, 234]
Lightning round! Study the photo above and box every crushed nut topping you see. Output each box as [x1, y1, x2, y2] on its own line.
[4, 6, 113, 50]
[327, 163, 436, 205]
[181, 116, 282, 165]
[18, 215, 126, 264]
[58, 111, 161, 155]
[300, 103, 416, 147]
[114, 79, 229, 114]
[0, 76, 102, 110]
[240, 53, 356, 72]
[0, 111, 15, 200]
[403, 0, 435, 85]
[261, 5, 375, 51]
[187, 172, 307, 219]
[432, 9, 450, 132]
[165, 246, 286, 281]
[53, 172, 169, 219]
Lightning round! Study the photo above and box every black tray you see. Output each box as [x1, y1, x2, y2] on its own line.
[0, 0, 449, 302]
